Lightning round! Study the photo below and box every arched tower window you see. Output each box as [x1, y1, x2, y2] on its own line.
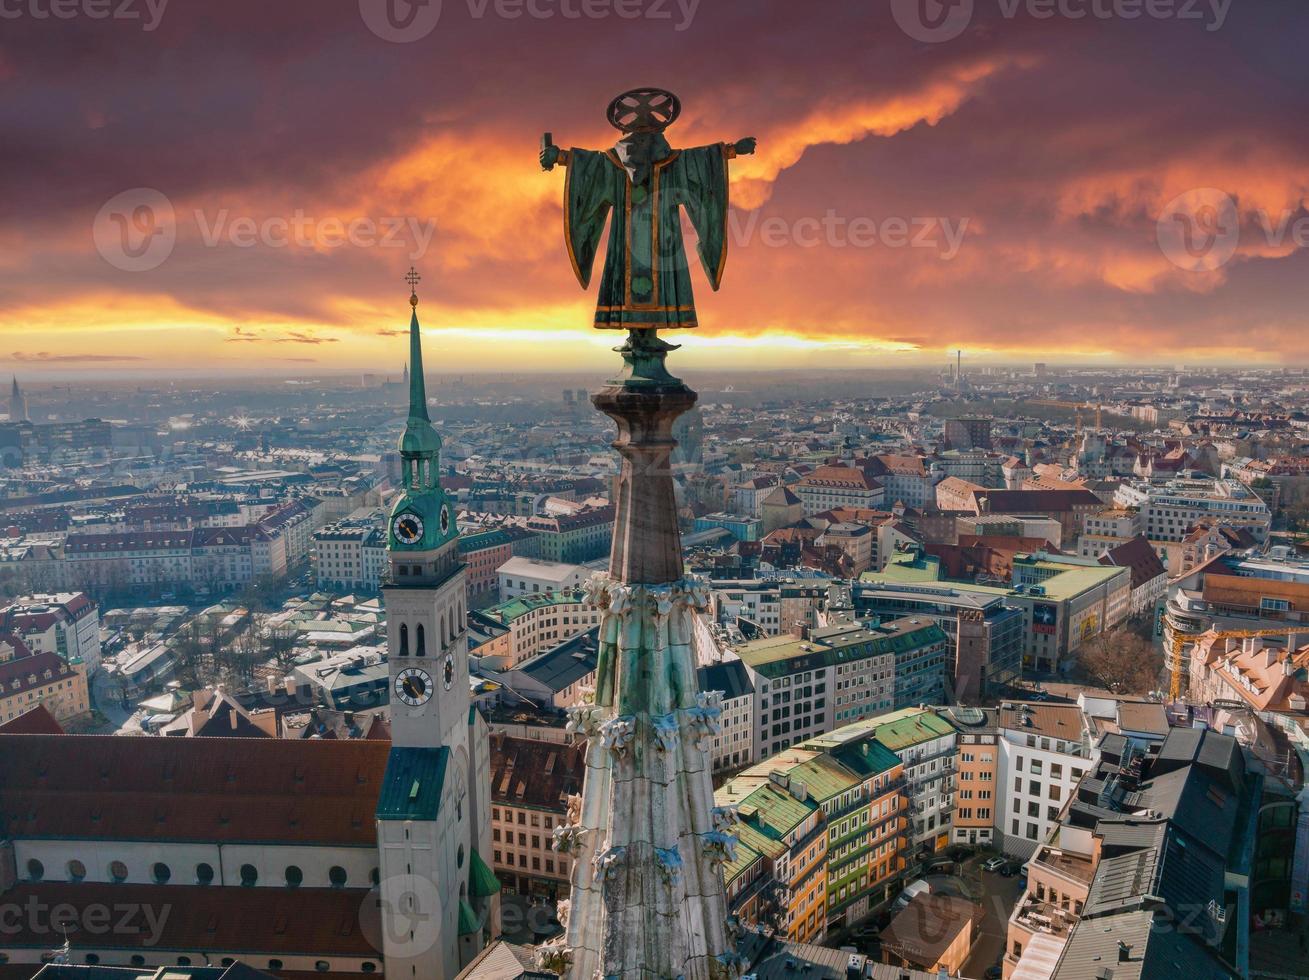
[439, 614, 446, 649]
[416, 624, 426, 657]
[399, 623, 409, 658]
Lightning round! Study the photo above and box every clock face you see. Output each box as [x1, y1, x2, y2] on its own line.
[395, 667, 433, 707]
[439, 504, 451, 535]
[393, 512, 424, 544]
[443, 652, 455, 690]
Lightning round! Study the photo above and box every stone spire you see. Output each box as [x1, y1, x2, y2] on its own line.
[9, 376, 28, 423]
[545, 329, 740, 980]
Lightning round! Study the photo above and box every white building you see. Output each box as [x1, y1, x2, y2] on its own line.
[496, 556, 590, 598]
[994, 701, 1093, 858]
[1114, 477, 1271, 544]
[0, 592, 101, 673]
[313, 518, 387, 592]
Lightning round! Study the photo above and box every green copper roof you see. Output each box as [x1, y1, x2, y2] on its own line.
[375, 746, 448, 821]
[408, 306, 429, 424]
[469, 848, 501, 897]
[399, 305, 442, 456]
[457, 898, 480, 935]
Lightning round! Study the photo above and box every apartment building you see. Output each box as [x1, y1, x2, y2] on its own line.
[496, 556, 590, 599]
[489, 733, 586, 900]
[734, 618, 949, 759]
[717, 725, 908, 942]
[0, 637, 90, 726]
[862, 550, 1129, 674]
[944, 706, 1000, 848]
[1114, 477, 1271, 544]
[470, 590, 603, 670]
[994, 701, 1092, 858]
[1005, 727, 1257, 980]
[524, 507, 613, 563]
[313, 519, 386, 592]
[793, 467, 885, 516]
[0, 592, 100, 673]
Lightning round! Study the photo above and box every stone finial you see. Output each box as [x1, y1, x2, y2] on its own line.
[701, 830, 739, 866]
[652, 712, 680, 752]
[593, 843, 627, 881]
[552, 822, 587, 855]
[599, 715, 636, 757]
[535, 941, 574, 974]
[655, 845, 684, 886]
[567, 703, 604, 739]
[711, 805, 742, 833]
[583, 572, 613, 609]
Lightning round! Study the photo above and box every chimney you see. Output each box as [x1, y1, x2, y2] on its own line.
[1117, 941, 1134, 963]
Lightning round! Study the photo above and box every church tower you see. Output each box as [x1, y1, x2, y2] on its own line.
[546, 331, 739, 979]
[9, 377, 28, 423]
[375, 270, 498, 980]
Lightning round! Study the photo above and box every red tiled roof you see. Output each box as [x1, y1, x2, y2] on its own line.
[0, 702, 64, 734]
[0, 735, 389, 845]
[0, 648, 72, 694]
[0, 883, 379, 957]
[1098, 534, 1167, 591]
[798, 466, 878, 490]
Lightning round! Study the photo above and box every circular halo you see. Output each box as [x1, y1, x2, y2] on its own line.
[606, 88, 682, 133]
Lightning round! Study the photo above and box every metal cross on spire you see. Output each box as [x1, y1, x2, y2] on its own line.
[405, 266, 421, 306]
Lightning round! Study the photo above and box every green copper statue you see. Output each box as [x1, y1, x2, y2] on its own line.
[541, 88, 756, 331]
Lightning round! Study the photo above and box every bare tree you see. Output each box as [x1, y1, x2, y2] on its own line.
[1077, 629, 1162, 696]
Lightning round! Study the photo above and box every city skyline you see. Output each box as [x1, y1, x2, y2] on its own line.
[4, 2, 1308, 374]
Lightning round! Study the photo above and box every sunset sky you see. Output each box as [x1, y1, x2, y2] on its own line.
[2, 0, 1307, 375]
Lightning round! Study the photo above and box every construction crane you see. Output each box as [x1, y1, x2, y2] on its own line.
[1169, 625, 1304, 702]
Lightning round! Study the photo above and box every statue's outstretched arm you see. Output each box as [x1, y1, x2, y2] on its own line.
[724, 137, 757, 159]
[540, 132, 572, 170]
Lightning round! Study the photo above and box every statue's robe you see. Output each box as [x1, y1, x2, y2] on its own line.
[564, 144, 731, 330]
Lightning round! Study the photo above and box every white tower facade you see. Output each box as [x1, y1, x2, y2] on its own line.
[375, 275, 498, 980]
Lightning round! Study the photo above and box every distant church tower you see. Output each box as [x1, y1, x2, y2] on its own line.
[375, 270, 498, 979]
[9, 377, 28, 422]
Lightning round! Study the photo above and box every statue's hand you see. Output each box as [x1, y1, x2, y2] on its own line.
[540, 132, 562, 171]
[733, 137, 757, 156]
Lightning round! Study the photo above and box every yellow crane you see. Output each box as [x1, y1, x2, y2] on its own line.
[1170, 625, 1304, 701]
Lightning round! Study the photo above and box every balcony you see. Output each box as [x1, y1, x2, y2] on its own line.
[1011, 895, 1076, 939]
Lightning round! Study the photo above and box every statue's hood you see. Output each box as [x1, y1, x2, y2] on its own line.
[613, 132, 672, 186]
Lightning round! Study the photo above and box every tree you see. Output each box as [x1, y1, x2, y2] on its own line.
[1077, 629, 1163, 696]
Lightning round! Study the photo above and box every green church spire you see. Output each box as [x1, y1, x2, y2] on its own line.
[389, 267, 455, 553]
[405, 267, 430, 425]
